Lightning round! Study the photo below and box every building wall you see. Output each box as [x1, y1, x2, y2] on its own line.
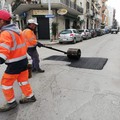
[107, 6, 114, 27]
[57, 16, 65, 33]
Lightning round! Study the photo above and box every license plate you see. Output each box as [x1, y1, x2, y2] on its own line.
[63, 39, 67, 40]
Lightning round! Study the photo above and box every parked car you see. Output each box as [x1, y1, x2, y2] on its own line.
[78, 29, 91, 40]
[104, 27, 111, 34]
[89, 29, 97, 38]
[101, 29, 106, 35]
[111, 26, 119, 34]
[95, 28, 102, 36]
[58, 29, 83, 44]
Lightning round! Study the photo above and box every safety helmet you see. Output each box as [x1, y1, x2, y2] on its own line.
[0, 10, 11, 21]
[27, 19, 38, 25]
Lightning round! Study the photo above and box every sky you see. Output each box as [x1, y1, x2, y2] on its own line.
[106, 0, 120, 24]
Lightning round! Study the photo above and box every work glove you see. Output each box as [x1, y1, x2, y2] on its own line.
[37, 42, 44, 47]
[0, 57, 5, 64]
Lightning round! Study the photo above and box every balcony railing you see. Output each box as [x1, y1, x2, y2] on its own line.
[12, 0, 40, 12]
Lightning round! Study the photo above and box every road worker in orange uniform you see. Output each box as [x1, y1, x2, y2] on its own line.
[23, 19, 45, 73]
[0, 10, 36, 112]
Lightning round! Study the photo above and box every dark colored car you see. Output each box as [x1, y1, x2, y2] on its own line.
[89, 29, 97, 38]
[95, 28, 102, 36]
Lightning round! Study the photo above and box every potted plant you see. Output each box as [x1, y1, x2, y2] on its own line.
[51, 22, 58, 41]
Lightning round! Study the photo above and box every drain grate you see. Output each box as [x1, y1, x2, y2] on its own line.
[44, 55, 108, 70]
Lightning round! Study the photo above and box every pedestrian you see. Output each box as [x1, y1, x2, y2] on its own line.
[0, 10, 36, 112]
[22, 19, 45, 73]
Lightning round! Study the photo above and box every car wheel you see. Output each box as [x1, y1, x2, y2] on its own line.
[59, 41, 63, 44]
[80, 37, 83, 42]
[86, 36, 88, 40]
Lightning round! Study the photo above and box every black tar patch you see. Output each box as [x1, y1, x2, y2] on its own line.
[44, 55, 108, 70]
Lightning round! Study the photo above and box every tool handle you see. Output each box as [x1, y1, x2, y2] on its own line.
[42, 45, 67, 54]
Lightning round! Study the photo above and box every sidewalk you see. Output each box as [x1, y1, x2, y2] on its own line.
[38, 39, 59, 45]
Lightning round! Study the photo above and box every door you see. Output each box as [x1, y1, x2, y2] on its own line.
[37, 16, 50, 40]
[65, 19, 70, 29]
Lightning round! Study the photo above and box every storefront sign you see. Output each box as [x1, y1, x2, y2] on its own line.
[57, 9, 67, 15]
[32, 10, 52, 15]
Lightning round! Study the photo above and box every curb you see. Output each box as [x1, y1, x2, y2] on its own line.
[40, 40, 59, 45]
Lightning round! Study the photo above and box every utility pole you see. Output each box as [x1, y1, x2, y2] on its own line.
[48, 0, 51, 15]
[48, 0, 52, 41]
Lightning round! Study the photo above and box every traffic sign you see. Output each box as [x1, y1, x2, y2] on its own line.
[45, 14, 55, 18]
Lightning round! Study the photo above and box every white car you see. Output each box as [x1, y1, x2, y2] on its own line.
[78, 29, 91, 40]
[58, 29, 83, 44]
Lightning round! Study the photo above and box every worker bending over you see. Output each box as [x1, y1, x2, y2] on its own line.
[23, 19, 44, 73]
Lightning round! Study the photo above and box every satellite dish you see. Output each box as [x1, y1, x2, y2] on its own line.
[57, 9, 68, 15]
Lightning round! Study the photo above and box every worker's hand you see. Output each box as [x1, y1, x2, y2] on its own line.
[37, 42, 44, 47]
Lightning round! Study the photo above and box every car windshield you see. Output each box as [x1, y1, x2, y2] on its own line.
[60, 30, 72, 34]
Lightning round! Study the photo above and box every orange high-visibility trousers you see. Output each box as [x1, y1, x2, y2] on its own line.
[1, 70, 33, 103]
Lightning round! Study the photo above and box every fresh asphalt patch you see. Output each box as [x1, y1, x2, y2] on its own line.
[68, 57, 108, 70]
[44, 55, 108, 70]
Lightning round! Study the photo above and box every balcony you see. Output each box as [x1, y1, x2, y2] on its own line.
[93, 2, 101, 13]
[12, 0, 83, 15]
[94, 14, 102, 21]
[102, 0, 108, 3]
[12, 0, 41, 14]
[92, 0, 98, 2]
[86, 9, 93, 17]
[102, 5, 107, 12]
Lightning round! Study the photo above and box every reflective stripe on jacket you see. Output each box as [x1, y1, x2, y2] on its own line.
[0, 30, 27, 63]
[22, 29, 37, 48]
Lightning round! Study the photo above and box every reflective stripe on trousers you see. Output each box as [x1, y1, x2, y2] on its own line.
[0, 70, 33, 103]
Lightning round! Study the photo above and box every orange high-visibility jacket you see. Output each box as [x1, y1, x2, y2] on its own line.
[0, 25, 28, 74]
[0, 30, 27, 63]
[22, 29, 38, 48]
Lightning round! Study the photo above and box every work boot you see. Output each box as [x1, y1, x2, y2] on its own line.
[0, 101, 18, 112]
[32, 68, 36, 72]
[36, 68, 45, 73]
[19, 95, 36, 104]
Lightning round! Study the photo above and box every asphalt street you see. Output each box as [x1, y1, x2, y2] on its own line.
[0, 33, 120, 120]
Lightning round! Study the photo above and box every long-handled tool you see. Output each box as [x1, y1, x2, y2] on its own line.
[42, 45, 81, 60]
